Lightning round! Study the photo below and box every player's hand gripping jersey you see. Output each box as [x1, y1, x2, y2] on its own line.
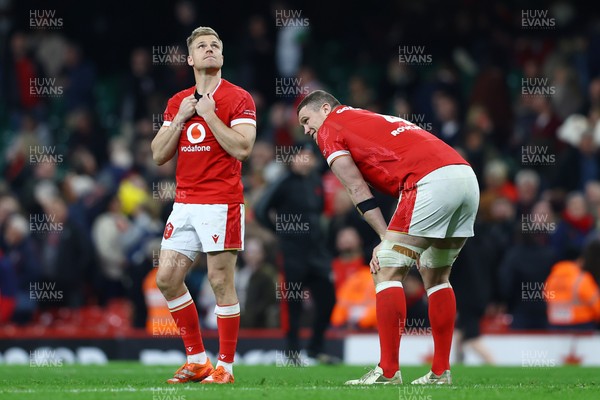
[163, 79, 256, 204]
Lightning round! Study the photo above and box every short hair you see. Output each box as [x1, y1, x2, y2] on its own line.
[186, 26, 222, 51]
[296, 90, 341, 115]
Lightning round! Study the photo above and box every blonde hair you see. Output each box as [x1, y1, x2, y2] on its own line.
[186, 26, 222, 52]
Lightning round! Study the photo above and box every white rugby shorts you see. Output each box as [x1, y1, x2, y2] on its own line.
[160, 203, 245, 260]
[389, 165, 479, 238]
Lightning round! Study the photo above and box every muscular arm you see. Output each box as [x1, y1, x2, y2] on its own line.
[330, 155, 388, 238]
[152, 94, 197, 165]
[204, 113, 256, 161]
[151, 116, 185, 165]
[196, 93, 256, 161]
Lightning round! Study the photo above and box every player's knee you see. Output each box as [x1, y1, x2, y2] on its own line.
[155, 269, 174, 293]
[207, 270, 229, 294]
[419, 246, 461, 269]
[376, 240, 424, 268]
[207, 272, 225, 289]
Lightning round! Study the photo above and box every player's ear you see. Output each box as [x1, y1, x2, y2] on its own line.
[187, 54, 194, 66]
[322, 102, 331, 115]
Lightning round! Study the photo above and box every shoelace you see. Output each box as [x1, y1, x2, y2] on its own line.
[212, 367, 229, 380]
[358, 368, 381, 383]
[415, 372, 438, 383]
[172, 364, 195, 380]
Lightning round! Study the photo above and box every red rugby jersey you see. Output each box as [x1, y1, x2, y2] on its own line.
[317, 106, 468, 197]
[162, 79, 256, 204]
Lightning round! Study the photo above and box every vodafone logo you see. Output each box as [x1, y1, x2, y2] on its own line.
[186, 123, 206, 144]
[182, 122, 211, 152]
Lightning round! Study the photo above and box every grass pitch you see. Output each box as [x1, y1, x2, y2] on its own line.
[0, 362, 598, 400]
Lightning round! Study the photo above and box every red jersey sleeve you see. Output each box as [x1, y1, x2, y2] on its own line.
[318, 122, 350, 166]
[162, 95, 180, 127]
[230, 91, 257, 127]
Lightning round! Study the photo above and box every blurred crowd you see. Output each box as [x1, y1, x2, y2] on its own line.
[1, 1, 600, 334]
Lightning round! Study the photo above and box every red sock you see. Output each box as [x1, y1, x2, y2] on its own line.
[427, 283, 456, 375]
[215, 303, 240, 363]
[375, 282, 406, 378]
[167, 291, 205, 356]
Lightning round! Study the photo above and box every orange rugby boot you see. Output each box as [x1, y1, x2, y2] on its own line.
[166, 359, 214, 384]
[201, 366, 235, 384]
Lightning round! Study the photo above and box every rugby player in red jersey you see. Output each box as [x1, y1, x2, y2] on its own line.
[151, 26, 256, 384]
[297, 90, 479, 385]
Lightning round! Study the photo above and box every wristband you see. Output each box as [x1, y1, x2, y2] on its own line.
[356, 197, 378, 215]
[194, 90, 203, 100]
